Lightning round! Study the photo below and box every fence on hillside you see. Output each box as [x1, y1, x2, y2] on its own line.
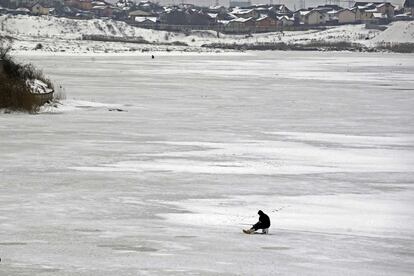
[127, 21, 324, 34]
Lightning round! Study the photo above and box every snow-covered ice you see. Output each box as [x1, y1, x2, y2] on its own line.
[1, 51, 414, 275]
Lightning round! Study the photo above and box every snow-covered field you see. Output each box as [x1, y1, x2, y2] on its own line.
[1, 15, 414, 53]
[1, 51, 414, 275]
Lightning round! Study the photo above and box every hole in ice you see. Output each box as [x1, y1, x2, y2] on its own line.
[39, 266, 61, 273]
[98, 244, 158, 252]
[261, 246, 290, 250]
[74, 228, 102, 233]
[0, 242, 27, 246]
[75, 106, 94, 109]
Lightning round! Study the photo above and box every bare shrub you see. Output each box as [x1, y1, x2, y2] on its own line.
[0, 73, 41, 112]
[376, 42, 414, 53]
[0, 37, 12, 59]
[34, 43, 43, 50]
[201, 41, 368, 52]
[0, 37, 55, 112]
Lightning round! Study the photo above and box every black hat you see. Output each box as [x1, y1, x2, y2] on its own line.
[258, 210, 263, 215]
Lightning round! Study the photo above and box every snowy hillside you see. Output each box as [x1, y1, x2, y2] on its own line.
[1, 15, 413, 53]
[371, 21, 414, 44]
[0, 15, 170, 41]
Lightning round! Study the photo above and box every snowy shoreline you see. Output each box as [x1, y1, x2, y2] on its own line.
[11, 49, 249, 57]
[1, 15, 413, 54]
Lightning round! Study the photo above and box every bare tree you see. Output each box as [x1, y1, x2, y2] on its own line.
[0, 36, 12, 59]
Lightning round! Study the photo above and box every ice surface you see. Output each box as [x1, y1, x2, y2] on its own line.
[1, 51, 414, 275]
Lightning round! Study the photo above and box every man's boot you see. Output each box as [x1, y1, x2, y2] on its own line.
[243, 228, 255, 234]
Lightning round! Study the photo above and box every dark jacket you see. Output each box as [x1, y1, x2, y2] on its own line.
[258, 210, 271, 228]
[252, 210, 271, 230]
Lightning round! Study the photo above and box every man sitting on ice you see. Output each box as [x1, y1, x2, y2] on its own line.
[243, 210, 271, 234]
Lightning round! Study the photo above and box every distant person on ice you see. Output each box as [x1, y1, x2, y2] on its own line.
[243, 210, 271, 234]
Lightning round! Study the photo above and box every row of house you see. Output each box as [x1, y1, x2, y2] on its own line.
[129, 2, 412, 33]
[124, 3, 297, 33]
[0, 0, 128, 18]
[295, 2, 396, 26]
[1, 0, 413, 33]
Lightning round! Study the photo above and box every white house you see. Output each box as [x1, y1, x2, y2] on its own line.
[337, 9, 356, 24]
[31, 3, 49, 15]
[277, 15, 294, 26]
[296, 10, 324, 25]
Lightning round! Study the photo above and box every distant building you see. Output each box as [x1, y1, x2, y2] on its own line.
[376, 3, 395, 18]
[255, 15, 278, 32]
[134, 16, 157, 28]
[31, 2, 49, 15]
[187, 9, 214, 25]
[159, 9, 188, 25]
[13, 7, 30, 14]
[405, 0, 414, 7]
[403, 0, 414, 14]
[225, 16, 255, 33]
[229, 0, 251, 8]
[129, 9, 154, 21]
[295, 9, 324, 25]
[337, 9, 356, 24]
[277, 15, 294, 27]
[0, 6, 7, 14]
[354, 2, 395, 22]
[231, 8, 259, 19]
[7, 0, 33, 9]
[91, 5, 112, 17]
[79, 0, 92, 11]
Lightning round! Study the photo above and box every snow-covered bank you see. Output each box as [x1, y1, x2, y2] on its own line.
[371, 21, 414, 44]
[37, 99, 126, 114]
[1, 15, 414, 53]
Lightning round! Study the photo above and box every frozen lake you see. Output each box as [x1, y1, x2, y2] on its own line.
[1, 51, 414, 275]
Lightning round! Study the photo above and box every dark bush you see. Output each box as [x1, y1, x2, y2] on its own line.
[168, 41, 189, 46]
[34, 43, 43, 50]
[0, 38, 54, 112]
[201, 41, 367, 52]
[303, 41, 367, 51]
[376, 42, 414, 53]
